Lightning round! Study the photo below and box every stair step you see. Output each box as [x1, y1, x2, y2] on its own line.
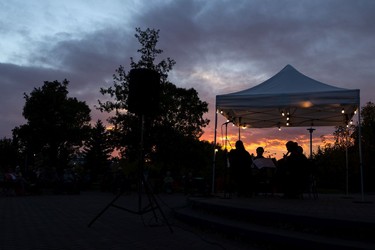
[188, 197, 375, 242]
[174, 207, 375, 250]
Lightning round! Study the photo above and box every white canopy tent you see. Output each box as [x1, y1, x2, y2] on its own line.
[213, 65, 363, 198]
[216, 65, 359, 128]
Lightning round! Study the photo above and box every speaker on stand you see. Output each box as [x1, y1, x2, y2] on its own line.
[128, 68, 161, 116]
[88, 68, 172, 232]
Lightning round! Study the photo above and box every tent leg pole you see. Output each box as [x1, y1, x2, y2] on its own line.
[357, 105, 365, 202]
[345, 142, 349, 196]
[212, 108, 218, 194]
[345, 128, 349, 196]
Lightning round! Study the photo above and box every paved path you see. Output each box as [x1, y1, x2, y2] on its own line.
[1, 191, 375, 250]
[0, 191, 254, 250]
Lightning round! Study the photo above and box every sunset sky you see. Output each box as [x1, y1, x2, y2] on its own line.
[1, 0, 374, 159]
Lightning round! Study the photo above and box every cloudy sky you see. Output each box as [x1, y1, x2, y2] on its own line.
[1, 0, 374, 158]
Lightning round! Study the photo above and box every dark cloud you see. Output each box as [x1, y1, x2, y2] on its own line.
[1, 0, 374, 150]
[136, 0, 375, 93]
[0, 63, 65, 135]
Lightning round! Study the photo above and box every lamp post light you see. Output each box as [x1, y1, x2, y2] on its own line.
[307, 127, 316, 159]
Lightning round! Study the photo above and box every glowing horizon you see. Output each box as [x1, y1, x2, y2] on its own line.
[200, 118, 335, 160]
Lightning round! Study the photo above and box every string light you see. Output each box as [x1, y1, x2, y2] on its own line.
[285, 112, 290, 126]
[341, 108, 345, 114]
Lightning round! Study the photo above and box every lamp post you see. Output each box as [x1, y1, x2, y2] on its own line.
[307, 127, 315, 159]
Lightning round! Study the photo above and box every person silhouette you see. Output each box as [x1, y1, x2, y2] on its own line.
[283, 142, 308, 198]
[228, 140, 253, 197]
[254, 147, 265, 160]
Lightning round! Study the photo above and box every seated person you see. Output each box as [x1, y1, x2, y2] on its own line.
[254, 147, 265, 160]
[252, 147, 276, 169]
[251, 148, 277, 195]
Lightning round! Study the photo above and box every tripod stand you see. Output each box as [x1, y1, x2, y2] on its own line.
[88, 114, 173, 233]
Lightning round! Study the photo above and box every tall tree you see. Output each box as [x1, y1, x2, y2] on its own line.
[0, 137, 20, 171]
[332, 125, 356, 150]
[357, 102, 375, 191]
[82, 120, 113, 181]
[98, 28, 210, 171]
[315, 102, 375, 192]
[14, 80, 91, 172]
[360, 102, 375, 152]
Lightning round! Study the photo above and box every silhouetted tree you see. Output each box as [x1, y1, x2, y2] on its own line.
[356, 102, 375, 191]
[314, 142, 348, 191]
[82, 120, 113, 181]
[13, 80, 91, 173]
[314, 102, 375, 192]
[98, 28, 210, 176]
[0, 137, 20, 172]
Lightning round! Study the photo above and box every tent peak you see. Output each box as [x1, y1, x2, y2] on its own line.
[280, 64, 305, 75]
[282, 64, 296, 71]
[225, 64, 345, 95]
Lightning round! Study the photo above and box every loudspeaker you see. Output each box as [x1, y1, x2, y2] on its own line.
[128, 68, 160, 115]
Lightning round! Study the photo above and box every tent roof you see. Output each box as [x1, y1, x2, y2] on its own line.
[216, 65, 360, 128]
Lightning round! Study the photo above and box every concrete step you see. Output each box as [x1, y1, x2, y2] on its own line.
[173, 197, 375, 249]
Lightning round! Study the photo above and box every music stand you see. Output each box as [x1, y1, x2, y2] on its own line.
[88, 114, 173, 233]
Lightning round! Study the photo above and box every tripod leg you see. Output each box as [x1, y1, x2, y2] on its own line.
[142, 177, 174, 233]
[143, 180, 159, 223]
[87, 114, 173, 233]
[88, 190, 124, 227]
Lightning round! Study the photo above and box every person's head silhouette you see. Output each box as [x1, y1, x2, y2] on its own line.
[256, 147, 264, 156]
